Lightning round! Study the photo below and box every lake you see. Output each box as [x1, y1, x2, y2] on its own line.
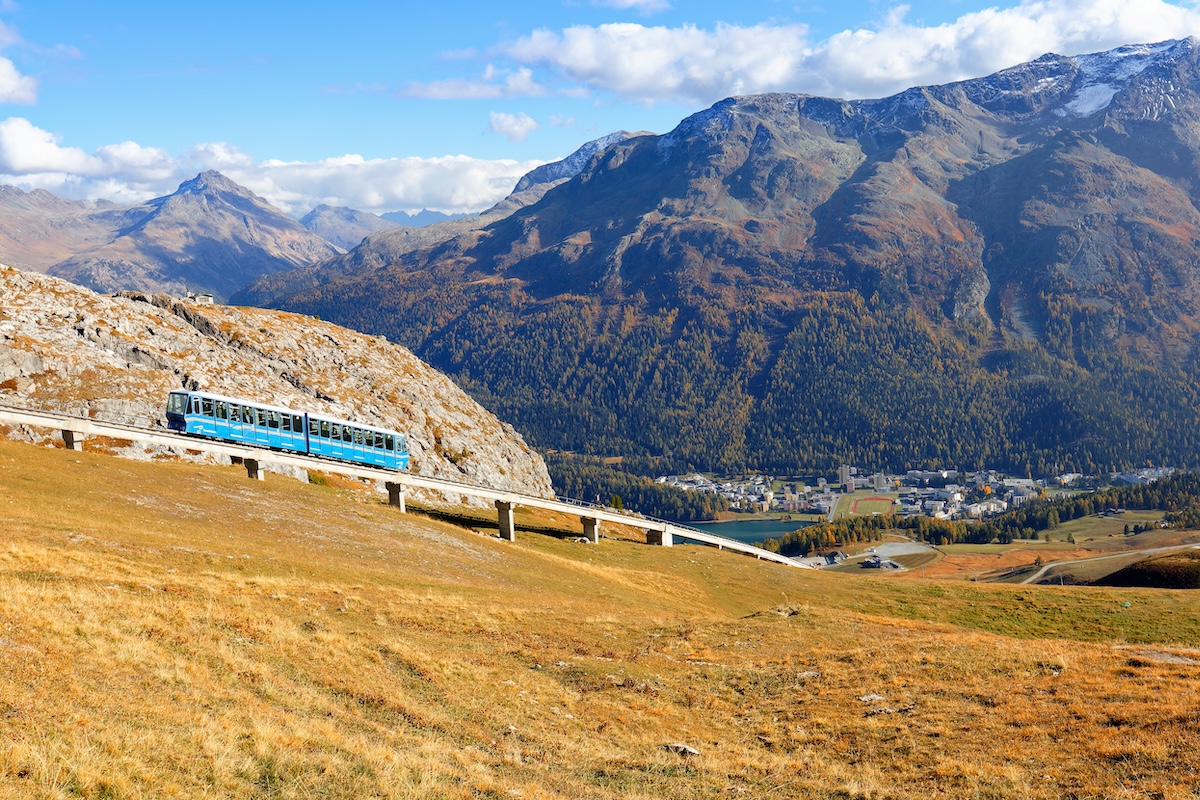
[678, 517, 814, 545]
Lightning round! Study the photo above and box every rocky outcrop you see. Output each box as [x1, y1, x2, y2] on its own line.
[0, 264, 553, 500]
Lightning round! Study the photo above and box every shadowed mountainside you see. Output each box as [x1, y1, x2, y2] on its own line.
[255, 40, 1200, 475]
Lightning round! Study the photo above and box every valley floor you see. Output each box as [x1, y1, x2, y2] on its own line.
[2, 438, 1200, 798]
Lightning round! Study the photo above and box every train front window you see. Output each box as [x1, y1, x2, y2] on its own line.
[167, 394, 186, 415]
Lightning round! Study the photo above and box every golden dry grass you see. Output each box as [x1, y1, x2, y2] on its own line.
[2, 439, 1200, 798]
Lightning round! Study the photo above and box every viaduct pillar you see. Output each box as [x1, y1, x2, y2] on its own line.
[582, 516, 600, 544]
[496, 500, 515, 541]
[244, 458, 265, 481]
[647, 526, 673, 546]
[61, 430, 83, 451]
[385, 482, 406, 512]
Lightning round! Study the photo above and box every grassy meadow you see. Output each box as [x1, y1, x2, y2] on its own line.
[3, 438, 1200, 798]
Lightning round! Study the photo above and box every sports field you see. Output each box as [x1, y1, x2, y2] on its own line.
[849, 495, 898, 515]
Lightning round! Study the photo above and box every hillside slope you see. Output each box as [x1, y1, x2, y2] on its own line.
[2, 437, 1199, 798]
[0, 263, 551, 496]
[263, 39, 1200, 475]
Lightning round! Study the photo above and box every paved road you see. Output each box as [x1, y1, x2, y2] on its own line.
[1019, 544, 1200, 584]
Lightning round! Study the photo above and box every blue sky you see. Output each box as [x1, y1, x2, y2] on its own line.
[1, 0, 1198, 215]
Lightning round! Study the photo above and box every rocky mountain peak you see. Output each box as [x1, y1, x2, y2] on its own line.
[175, 169, 249, 197]
[513, 130, 648, 193]
[35, 173, 342, 301]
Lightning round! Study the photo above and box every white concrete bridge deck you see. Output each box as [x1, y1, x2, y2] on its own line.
[0, 401, 807, 569]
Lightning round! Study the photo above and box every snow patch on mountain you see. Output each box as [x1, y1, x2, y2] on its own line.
[513, 131, 645, 192]
[1056, 40, 1183, 118]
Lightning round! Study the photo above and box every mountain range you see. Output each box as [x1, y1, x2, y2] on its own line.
[249, 39, 1200, 476]
[0, 171, 340, 301]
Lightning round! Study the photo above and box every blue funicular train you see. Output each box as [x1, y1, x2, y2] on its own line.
[165, 390, 410, 471]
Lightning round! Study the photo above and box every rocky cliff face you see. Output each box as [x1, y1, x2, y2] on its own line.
[0, 264, 553, 500]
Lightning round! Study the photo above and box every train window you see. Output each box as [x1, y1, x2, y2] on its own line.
[216, 401, 227, 420]
[292, 415, 303, 433]
[255, 408, 265, 427]
[229, 403, 240, 422]
[374, 432, 384, 449]
[385, 434, 394, 451]
[353, 428, 363, 445]
[203, 398, 214, 417]
[242, 406, 253, 424]
[331, 423, 341, 440]
[308, 419, 319, 437]
[267, 410, 279, 429]
[343, 426, 353, 443]
[190, 396, 200, 414]
[320, 420, 331, 439]
[397, 435, 407, 453]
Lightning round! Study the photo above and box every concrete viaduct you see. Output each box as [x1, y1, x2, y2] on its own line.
[0, 402, 808, 570]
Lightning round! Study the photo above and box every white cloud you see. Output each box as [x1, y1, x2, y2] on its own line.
[0, 56, 34, 103]
[401, 65, 545, 99]
[0, 117, 95, 173]
[0, 118, 545, 215]
[489, 111, 540, 142]
[506, 22, 811, 103]
[499, 0, 1200, 104]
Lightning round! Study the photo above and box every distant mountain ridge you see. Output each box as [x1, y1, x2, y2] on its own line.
[379, 209, 471, 227]
[234, 131, 644, 307]
[0, 171, 340, 301]
[300, 205, 399, 249]
[256, 39, 1200, 476]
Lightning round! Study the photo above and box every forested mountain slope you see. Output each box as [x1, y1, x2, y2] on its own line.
[262, 40, 1200, 475]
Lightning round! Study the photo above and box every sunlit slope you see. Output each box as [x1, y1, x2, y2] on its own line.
[2, 439, 1200, 798]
